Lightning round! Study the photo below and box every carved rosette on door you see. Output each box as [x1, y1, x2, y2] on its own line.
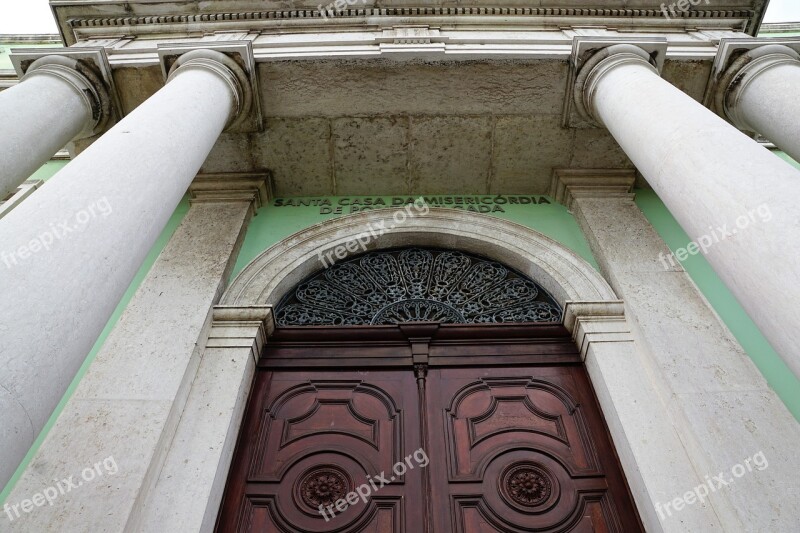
[220, 372, 426, 531]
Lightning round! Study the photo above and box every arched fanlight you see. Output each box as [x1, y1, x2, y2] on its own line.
[275, 248, 562, 326]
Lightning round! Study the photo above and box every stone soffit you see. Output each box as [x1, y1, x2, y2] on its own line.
[46, 1, 769, 197]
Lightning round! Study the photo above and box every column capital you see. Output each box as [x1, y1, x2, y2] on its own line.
[158, 42, 262, 133]
[707, 38, 800, 131]
[563, 37, 667, 128]
[549, 169, 636, 211]
[9, 47, 118, 138]
[188, 172, 274, 211]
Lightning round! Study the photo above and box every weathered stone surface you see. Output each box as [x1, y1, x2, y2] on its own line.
[201, 133, 255, 174]
[253, 117, 333, 197]
[333, 116, 409, 195]
[662, 59, 713, 103]
[61, 54, 726, 195]
[111, 66, 164, 116]
[491, 114, 573, 194]
[570, 128, 633, 169]
[258, 59, 569, 118]
[409, 115, 492, 194]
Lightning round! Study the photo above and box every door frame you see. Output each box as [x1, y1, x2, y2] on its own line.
[144, 209, 715, 533]
[216, 322, 643, 531]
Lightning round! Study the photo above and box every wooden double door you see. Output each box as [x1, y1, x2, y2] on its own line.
[216, 324, 643, 532]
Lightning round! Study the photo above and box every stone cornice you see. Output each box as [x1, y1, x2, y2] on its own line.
[189, 172, 274, 210]
[208, 305, 275, 361]
[64, 7, 755, 28]
[63, 30, 730, 70]
[550, 169, 636, 211]
[51, 2, 763, 45]
[759, 22, 800, 34]
[0, 34, 62, 43]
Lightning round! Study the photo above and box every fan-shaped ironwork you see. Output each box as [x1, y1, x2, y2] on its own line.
[275, 248, 562, 326]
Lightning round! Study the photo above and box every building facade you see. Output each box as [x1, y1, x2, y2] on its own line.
[1, 1, 800, 531]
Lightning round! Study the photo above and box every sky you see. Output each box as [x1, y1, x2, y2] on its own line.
[0, 0, 798, 34]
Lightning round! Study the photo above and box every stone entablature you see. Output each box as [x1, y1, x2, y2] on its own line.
[5, 27, 758, 198]
[51, 0, 767, 46]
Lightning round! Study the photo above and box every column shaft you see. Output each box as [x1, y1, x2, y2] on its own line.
[728, 58, 800, 162]
[4, 195, 260, 531]
[0, 73, 93, 199]
[585, 53, 800, 379]
[0, 62, 236, 486]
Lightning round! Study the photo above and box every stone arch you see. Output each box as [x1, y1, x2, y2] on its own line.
[170, 208, 679, 531]
[222, 208, 617, 311]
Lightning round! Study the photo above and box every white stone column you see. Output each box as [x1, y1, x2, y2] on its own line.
[4, 176, 268, 531]
[0, 55, 104, 200]
[574, 43, 800, 380]
[0, 49, 251, 487]
[719, 44, 800, 163]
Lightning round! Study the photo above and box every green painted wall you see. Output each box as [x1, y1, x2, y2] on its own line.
[231, 195, 598, 279]
[0, 41, 62, 70]
[774, 150, 799, 166]
[28, 160, 67, 181]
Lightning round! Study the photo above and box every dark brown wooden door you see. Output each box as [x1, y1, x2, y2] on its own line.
[427, 366, 637, 532]
[216, 324, 643, 532]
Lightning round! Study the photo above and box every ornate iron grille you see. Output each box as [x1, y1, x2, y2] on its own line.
[275, 248, 562, 326]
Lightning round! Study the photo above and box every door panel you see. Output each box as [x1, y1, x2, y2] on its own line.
[217, 370, 424, 532]
[216, 325, 642, 533]
[426, 366, 639, 532]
